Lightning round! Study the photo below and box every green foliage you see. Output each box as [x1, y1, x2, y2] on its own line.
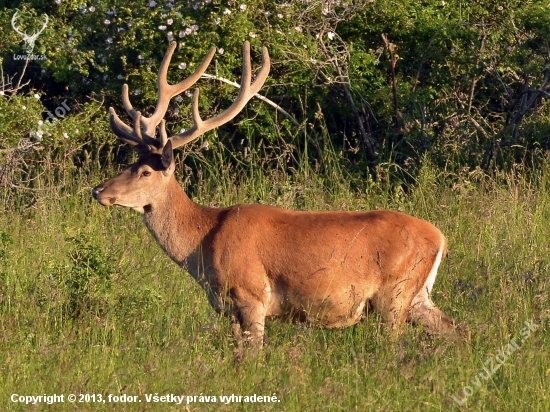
[63, 232, 115, 317]
[0, 230, 12, 263]
[37, 232, 116, 319]
[1, 0, 549, 177]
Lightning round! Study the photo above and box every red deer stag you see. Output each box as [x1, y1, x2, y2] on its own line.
[92, 41, 460, 351]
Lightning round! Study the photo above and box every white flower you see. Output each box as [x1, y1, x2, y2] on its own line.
[0, 91, 4, 95]
[167, 18, 173, 25]
[327, 32, 335, 40]
[127, 21, 133, 27]
[149, 1, 157, 6]
[159, 25, 167, 30]
[178, 62, 187, 69]
[167, 31, 174, 41]
[277, 13, 283, 18]
[218, 48, 224, 54]
[223, 9, 231, 15]
[295, 26, 302, 32]
[38, 120, 44, 125]
[173, 107, 179, 115]
[179, 128, 186, 134]
[55, 0, 61, 4]
[240, 4, 247, 10]
[63, 132, 69, 138]
[34, 93, 40, 99]
[36, 131, 43, 138]
[191, 24, 198, 31]
[87, 27, 92, 32]
[22, 105, 26, 110]
[138, 55, 144, 60]
[106, 37, 113, 43]
[201, 141, 209, 151]
[213, 18, 221, 25]
[134, 89, 141, 95]
[175, 96, 183, 102]
[89, 6, 95, 12]
[104, 19, 111, 25]
[249, 32, 256, 38]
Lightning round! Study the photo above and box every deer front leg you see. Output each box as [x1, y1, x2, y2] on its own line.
[231, 297, 267, 352]
[230, 313, 243, 346]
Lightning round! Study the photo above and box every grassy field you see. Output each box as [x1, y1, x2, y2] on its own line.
[0, 157, 549, 411]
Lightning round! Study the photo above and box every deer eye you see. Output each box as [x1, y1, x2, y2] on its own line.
[141, 171, 151, 177]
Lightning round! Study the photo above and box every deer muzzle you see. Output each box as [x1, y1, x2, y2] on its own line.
[92, 184, 114, 206]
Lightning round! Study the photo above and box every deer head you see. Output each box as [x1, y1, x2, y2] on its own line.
[92, 41, 269, 213]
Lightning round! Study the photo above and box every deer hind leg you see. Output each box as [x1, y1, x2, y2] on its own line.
[407, 246, 460, 341]
[408, 290, 458, 339]
[371, 281, 413, 339]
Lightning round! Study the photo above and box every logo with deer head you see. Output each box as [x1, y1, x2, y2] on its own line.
[11, 11, 48, 54]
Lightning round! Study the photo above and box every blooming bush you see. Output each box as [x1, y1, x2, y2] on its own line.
[1, 0, 550, 174]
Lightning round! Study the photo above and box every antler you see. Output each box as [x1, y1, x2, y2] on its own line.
[168, 41, 270, 148]
[109, 41, 270, 153]
[11, 11, 26, 37]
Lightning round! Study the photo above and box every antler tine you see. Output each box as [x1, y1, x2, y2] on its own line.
[109, 107, 162, 149]
[131, 111, 160, 147]
[109, 107, 148, 149]
[121, 84, 138, 119]
[121, 42, 217, 138]
[169, 41, 270, 149]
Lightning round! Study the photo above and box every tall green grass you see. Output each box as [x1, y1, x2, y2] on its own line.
[0, 153, 548, 411]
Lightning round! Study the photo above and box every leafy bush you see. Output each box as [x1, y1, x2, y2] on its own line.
[2, 0, 550, 204]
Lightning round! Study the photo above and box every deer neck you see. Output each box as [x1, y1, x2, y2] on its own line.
[142, 177, 218, 271]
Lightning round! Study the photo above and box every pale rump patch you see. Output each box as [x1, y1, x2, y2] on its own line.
[425, 237, 445, 295]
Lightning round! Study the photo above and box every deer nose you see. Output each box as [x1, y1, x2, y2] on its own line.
[92, 185, 104, 199]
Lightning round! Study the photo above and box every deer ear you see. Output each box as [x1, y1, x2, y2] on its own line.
[161, 140, 175, 175]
